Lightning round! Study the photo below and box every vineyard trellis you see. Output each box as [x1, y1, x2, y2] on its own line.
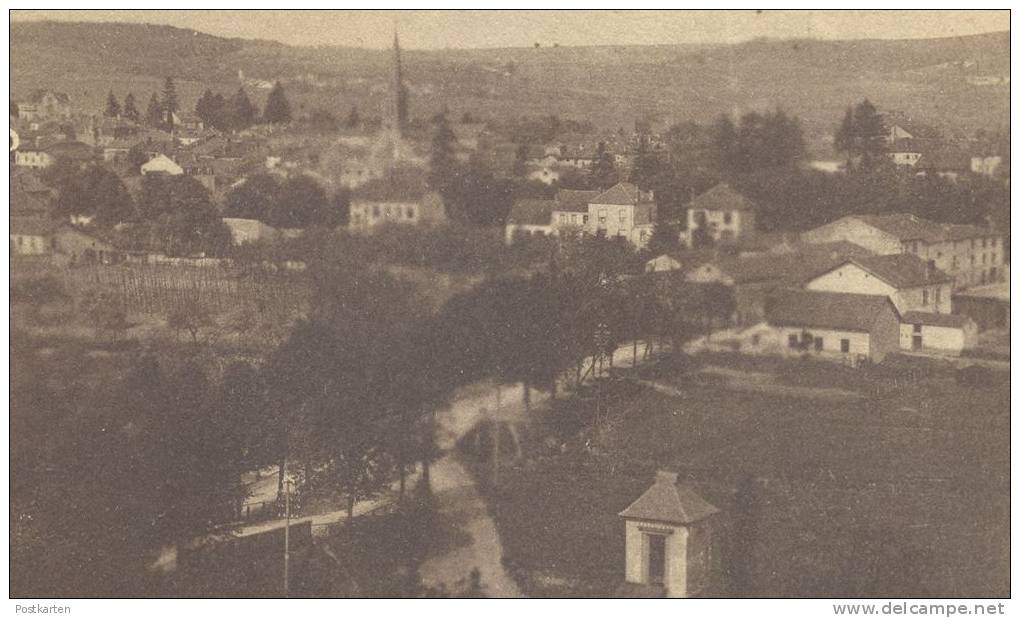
[56, 263, 310, 319]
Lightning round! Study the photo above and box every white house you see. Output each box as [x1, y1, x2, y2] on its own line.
[141, 154, 184, 176]
[800, 214, 1005, 289]
[349, 192, 446, 233]
[899, 311, 978, 355]
[759, 290, 902, 364]
[10, 216, 56, 256]
[587, 182, 657, 249]
[618, 470, 719, 598]
[505, 198, 557, 243]
[223, 218, 279, 246]
[804, 253, 953, 315]
[685, 183, 757, 247]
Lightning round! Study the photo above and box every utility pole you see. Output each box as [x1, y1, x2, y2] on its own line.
[283, 476, 291, 598]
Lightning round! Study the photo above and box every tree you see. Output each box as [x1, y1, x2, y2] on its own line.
[223, 173, 282, 222]
[834, 99, 888, 172]
[80, 291, 129, 341]
[162, 77, 178, 131]
[646, 221, 680, 256]
[122, 93, 140, 122]
[146, 176, 231, 256]
[428, 111, 459, 194]
[53, 165, 136, 227]
[104, 91, 121, 118]
[346, 106, 360, 128]
[229, 87, 257, 130]
[262, 82, 292, 124]
[145, 92, 163, 127]
[589, 141, 618, 190]
[166, 300, 215, 344]
[272, 175, 331, 228]
[715, 110, 804, 174]
[629, 135, 662, 189]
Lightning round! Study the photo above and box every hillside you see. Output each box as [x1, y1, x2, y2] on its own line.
[11, 21, 1010, 153]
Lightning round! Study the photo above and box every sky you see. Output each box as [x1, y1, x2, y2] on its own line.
[11, 9, 1010, 50]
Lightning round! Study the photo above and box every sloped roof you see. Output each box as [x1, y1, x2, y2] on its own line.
[11, 216, 59, 236]
[852, 214, 995, 243]
[555, 189, 600, 213]
[851, 254, 953, 287]
[619, 471, 719, 526]
[689, 183, 756, 212]
[901, 311, 972, 328]
[592, 182, 642, 206]
[24, 89, 70, 104]
[506, 199, 555, 226]
[707, 247, 860, 286]
[766, 290, 898, 332]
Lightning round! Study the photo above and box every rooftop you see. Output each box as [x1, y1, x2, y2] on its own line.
[591, 182, 648, 206]
[619, 470, 719, 526]
[766, 289, 898, 333]
[846, 253, 953, 288]
[852, 214, 995, 244]
[901, 311, 972, 329]
[689, 182, 756, 212]
[506, 198, 555, 226]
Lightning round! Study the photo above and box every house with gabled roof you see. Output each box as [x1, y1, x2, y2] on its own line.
[505, 198, 557, 244]
[685, 183, 756, 247]
[762, 290, 902, 363]
[587, 182, 657, 248]
[800, 213, 1004, 288]
[805, 253, 953, 315]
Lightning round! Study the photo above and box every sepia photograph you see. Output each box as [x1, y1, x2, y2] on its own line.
[7, 8, 1012, 608]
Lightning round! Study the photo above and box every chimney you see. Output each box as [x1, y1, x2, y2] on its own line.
[655, 469, 679, 485]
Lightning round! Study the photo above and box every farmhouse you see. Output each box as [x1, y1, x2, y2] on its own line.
[223, 218, 280, 246]
[899, 311, 977, 355]
[761, 290, 902, 364]
[587, 182, 657, 249]
[505, 199, 557, 243]
[349, 192, 446, 233]
[804, 253, 953, 315]
[800, 214, 1004, 288]
[685, 183, 756, 246]
[16, 90, 72, 121]
[10, 216, 57, 256]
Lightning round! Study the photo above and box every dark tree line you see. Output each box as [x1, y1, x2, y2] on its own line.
[223, 173, 348, 229]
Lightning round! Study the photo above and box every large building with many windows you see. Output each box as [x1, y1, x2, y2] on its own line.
[800, 213, 1004, 288]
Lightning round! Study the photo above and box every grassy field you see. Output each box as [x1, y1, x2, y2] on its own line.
[475, 360, 1009, 597]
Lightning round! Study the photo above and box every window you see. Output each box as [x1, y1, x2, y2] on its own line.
[571, 214, 578, 224]
[407, 207, 415, 219]
[583, 215, 589, 225]
[724, 211, 733, 225]
[598, 209, 607, 224]
[814, 338, 823, 352]
[647, 534, 666, 585]
[751, 334, 761, 346]
[913, 323, 922, 334]
[922, 289, 929, 305]
[788, 334, 799, 349]
[840, 339, 850, 353]
[935, 287, 941, 304]
[559, 214, 568, 224]
[982, 238, 987, 248]
[619, 211, 627, 224]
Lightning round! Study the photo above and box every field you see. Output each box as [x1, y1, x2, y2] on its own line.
[476, 359, 1010, 597]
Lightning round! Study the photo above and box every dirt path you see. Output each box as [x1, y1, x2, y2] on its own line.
[418, 455, 523, 598]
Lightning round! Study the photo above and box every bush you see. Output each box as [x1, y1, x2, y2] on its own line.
[11, 276, 68, 305]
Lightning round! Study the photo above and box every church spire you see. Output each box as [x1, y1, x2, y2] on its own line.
[392, 25, 408, 137]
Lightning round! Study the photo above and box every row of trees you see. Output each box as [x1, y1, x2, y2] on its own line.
[105, 77, 293, 132]
[48, 162, 231, 256]
[223, 173, 349, 229]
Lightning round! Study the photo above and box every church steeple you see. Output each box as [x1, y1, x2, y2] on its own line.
[391, 26, 408, 137]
